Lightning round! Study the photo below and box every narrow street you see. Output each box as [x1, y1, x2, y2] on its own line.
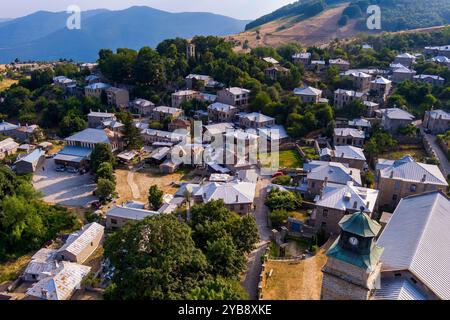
[423, 133, 450, 177]
[242, 175, 272, 299]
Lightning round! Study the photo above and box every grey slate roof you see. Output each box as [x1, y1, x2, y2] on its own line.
[377, 191, 450, 299]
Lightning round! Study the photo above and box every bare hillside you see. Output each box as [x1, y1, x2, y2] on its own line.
[226, 4, 362, 50]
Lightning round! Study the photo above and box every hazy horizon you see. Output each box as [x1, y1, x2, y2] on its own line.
[1, 0, 295, 20]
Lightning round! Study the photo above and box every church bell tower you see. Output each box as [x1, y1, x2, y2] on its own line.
[321, 208, 384, 300]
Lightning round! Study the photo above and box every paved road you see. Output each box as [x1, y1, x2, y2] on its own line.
[424, 133, 450, 177]
[33, 159, 97, 207]
[242, 175, 272, 300]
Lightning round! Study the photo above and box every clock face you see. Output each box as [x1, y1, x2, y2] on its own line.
[349, 237, 359, 246]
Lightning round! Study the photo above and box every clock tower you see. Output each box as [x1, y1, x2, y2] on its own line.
[321, 209, 384, 300]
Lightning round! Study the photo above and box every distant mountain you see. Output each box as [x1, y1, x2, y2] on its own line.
[0, 6, 249, 63]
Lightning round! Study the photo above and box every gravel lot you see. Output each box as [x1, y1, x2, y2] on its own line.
[33, 159, 97, 207]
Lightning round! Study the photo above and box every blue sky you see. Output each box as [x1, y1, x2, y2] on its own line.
[2, 0, 295, 20]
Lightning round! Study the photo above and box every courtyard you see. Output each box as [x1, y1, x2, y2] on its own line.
[32, 159, 97, 207]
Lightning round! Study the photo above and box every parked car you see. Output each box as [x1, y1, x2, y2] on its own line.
[90, 200, 101, 209]
[67, 167, 79, 174]
[55, 166, 66, 172]
[272, 171, 284, 178]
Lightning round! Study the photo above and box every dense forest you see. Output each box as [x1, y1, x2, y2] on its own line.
[0, 166, 78, 261]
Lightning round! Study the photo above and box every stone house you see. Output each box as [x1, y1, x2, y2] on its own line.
[54, 222, 104, 264]
[423, 109, 450, 134]
[294, 86, 323, 104]
[106, 87, 129, 109]
[376, 155, 448, 210]
[303, 161, 362, 197]
[333, 89, 366, 109]
[152, 106, 183, 121]
[333, 128, 365, 147]
[216, 87, 251, 112]
[313, 181, 379, 235]
[238, 112, 275, 129]
[207, 102, 238, 123]
[171, 90, 199, 108]
[380, 108, 415, 134]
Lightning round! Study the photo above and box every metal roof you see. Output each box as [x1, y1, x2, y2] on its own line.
[239, 112, 275, 123]
[0, 121, 18, 132]
[26, 262, 91, 300]
[326, 237, 383, 271]
[334, 145, 366, 161]
[207, 102, 236, 112]
[59, 146, 93, 157]
[57, 223, 104, 259]
[106, 206, 158, 220]
[339, 210, 382, 237]
[381, 108, 415, 120]
[371, 76, 392, 84]
[334, 127, 365, 139]
[378, 155, 448, 186]
[293, 86, 322, 96]
[15, 149, 44, 164]
[304, 161, 362, 186]
[373, 277, 427, 300]
[65, 128, 110, 144]
[194, 181, 256, 205]
[426, 109, 450, 120]
[315, 182, 378, 213]
[85, 82, 110, 90]
[0, 138, 19, 152]
[377, 191, 450, 300]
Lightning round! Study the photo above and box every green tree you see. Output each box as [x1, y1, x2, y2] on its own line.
[265, 188, 302, 211]
[205, 236, 246, 278]
[122, 113, 143, 150]
[96, 162, 115, 183]
[104, 215, 208, 300]
[269, 209, 289, 228]
[90, 143, 115, 173]
[96, 178, 116, 201]
[59, 114, 87, 137]
[148, 185, 163, 210]
[188, 277, 249, 300]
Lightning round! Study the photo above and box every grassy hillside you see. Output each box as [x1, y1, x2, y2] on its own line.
[247, 0, 450, 33]
[245, 0, 346, 30]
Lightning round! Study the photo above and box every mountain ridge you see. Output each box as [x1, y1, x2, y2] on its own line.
[0, 6, 249, 63]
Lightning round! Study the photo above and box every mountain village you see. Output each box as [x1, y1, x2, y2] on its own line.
[1, 22, 450, 301]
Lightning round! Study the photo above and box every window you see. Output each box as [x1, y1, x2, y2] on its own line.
[111, 219, 118, 225]
[410, 184, 417, 192]
[91, 242, 93, 246]
[323, 209, 328, 218]
[410, 278, 417, 284]
[392, 194, 398, 202]
[394, 273, 402, 277]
